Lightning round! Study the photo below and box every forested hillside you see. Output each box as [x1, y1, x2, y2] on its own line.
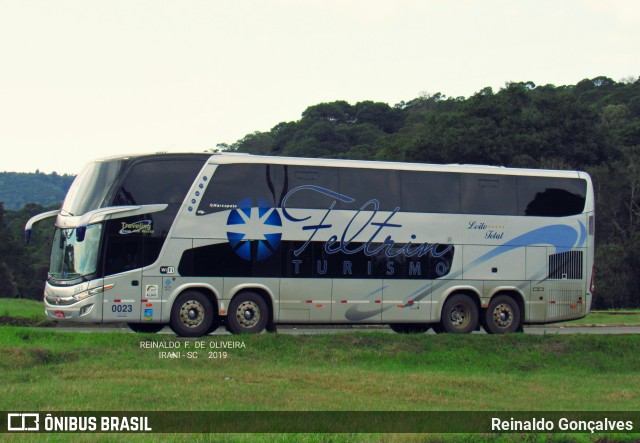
[0, 203, 56, 299]
[1, 76, 639, 309]
[224, 76, 640, 309]
[0, 171, 73, 299]
[0, 171, 74, 210]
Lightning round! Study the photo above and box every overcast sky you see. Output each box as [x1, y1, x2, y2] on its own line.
[1, 0, 639, 174]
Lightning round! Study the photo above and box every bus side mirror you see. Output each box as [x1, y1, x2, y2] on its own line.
[24, 209, 61, 244]
[76, 226, 86, 242]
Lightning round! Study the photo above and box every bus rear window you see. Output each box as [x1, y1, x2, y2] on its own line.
[517, 177, 587, 217]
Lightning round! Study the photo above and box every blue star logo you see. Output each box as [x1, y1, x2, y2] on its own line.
[226, 198, 282, 261]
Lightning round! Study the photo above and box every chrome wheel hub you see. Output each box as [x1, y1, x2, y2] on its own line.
[179, 300, 205, 328]
[235, 301, 261, 329]
[492, 303, 513, 328]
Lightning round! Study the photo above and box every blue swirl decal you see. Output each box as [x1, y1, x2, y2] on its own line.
[346, 222, 585, 321]
[468, 224, 581, 269]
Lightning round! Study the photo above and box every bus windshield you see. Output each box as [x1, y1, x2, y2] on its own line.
[62, 160, 125, 216]
[49, 224, 102, 281]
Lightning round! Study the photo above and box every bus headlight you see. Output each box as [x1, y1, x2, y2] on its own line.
[75, 284, 115, 302]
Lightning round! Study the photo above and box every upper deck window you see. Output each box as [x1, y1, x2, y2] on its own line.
[62, 155, 208, 217]
[461, 174, 518, 215]
[199, 161, 588, 218]
[517, 176, 587, 217]
[400, 171, 461, 213]
[338, 168, 400, 211]
[62, 160, 124, 216]
[197, 164, 281, 215]
[113, 159, 206, 206]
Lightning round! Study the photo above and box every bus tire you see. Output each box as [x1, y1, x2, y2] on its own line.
[127, 323, 165, 333]
[227, 292, 269, 334]
[169, 291, 214, 337]
[207, 318, 221, 334]
[440, 294, 478, 334]
[389, 323, 430, 334]
[483, 295, 521, 334]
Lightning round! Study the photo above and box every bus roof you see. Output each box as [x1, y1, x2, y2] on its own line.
[91, 151, 588, 180]
[207, 152, 589, 180]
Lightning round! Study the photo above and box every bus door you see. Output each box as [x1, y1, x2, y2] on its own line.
[101, 219, 147, 322]
[102, 269, 144, 322]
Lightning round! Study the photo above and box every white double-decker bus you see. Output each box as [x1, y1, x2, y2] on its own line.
[26, 153, 595, 336]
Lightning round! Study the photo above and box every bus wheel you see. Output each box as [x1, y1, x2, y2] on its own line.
[440, 294, 478, 333]
[389, 323, 430, 334]
[484, 295, 521, 334]
[227, 292, 269, 334]
[127, 323, 165, 333]
[170, 291, 214, 337]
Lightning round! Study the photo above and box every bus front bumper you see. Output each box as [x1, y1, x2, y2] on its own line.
[44, 283, 105, 322]
[44, 298, 103, 322]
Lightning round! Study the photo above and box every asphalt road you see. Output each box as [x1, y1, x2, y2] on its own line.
[41, 324, 640, 335]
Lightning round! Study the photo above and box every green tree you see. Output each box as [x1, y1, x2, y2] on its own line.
[353, 101, 404, 133]
[0, 202, 18, 297]
[301, 101, 354, 123]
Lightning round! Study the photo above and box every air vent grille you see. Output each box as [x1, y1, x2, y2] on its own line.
[548, 251, 583, 280]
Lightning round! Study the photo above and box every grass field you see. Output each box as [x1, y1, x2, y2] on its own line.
[1, 298, 639, 442]
[1, 298, 47, 320]
[2, 327, 639, 411]
[560, 310, 640, 326]
[1, 328, 640, 442]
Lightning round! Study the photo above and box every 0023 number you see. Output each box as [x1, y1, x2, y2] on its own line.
[112, 304, 133, 313]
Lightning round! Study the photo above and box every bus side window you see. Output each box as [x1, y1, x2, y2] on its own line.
[281, 166, 339, 209]
[197, 164, 280, 214]
[103, 227, 143, 275]
[401, 171, 461, 213]
[461, 174, 517, 215]
[339, 169, 400, 211]
[113, 160, 205, 206]
[517, 177, 587, 217]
